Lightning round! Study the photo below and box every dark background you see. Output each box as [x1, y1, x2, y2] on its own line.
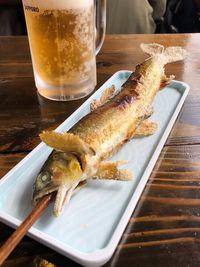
[0, 0, 200, 36]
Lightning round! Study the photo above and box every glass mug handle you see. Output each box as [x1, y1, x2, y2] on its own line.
[95, 0, 106, 55]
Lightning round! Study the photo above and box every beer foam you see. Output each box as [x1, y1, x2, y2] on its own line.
[23, 0, 93, 10]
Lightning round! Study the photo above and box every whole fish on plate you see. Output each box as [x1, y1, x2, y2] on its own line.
[33, 43, 187, 216]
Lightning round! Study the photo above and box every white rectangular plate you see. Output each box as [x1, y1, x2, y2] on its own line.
[0, 71, 190, 267]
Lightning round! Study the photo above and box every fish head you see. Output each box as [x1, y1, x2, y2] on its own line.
[33, 151, 83, 216]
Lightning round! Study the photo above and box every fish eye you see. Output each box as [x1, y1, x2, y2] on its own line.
[35, 171, 51, 190]
[41, 174, 49, 182]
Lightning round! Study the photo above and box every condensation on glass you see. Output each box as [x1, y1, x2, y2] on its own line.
[22, 0, 106, 101]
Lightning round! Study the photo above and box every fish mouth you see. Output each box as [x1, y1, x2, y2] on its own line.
[33, 151, 84, 216]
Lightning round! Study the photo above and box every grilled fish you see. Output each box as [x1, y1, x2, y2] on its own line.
[33, 43, 187, 216]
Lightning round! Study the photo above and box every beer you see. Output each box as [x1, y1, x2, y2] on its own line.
[23, 0, 96, 100]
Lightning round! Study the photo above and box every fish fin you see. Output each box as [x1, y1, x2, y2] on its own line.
[140, 43, 165, 56]
[74, 180, 87, 192]
[63, 181, 87, 204]
[137, 105, 154, 120]
[90, 85, 116, 111]
[144, 106, 154, 118]
[135, 120, 158, 136]
[54, 185, 69, 216]
[140, 43, 187, 63]
[40, 131, 95, 156]
[164, 46, 188, 63]
[53, 181, 87, 216]
[160, 74, 175, 89]
[63, 186, 75, 206]
[92, 161, 133, 181]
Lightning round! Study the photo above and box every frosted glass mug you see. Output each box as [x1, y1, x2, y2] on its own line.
[22, 0, 106, 101]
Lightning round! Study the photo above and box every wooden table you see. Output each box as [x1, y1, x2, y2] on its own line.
[0, 34, 200, 267]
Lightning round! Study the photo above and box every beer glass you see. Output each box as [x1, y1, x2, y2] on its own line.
[22, 0, 106, 101]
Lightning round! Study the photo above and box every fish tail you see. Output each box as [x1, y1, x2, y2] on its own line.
[140, 43, 188, 64]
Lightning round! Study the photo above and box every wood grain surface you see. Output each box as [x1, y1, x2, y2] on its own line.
[1, 34, 200, 267]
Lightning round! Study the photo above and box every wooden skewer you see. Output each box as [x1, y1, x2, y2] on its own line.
[0, 193, 55, 266]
